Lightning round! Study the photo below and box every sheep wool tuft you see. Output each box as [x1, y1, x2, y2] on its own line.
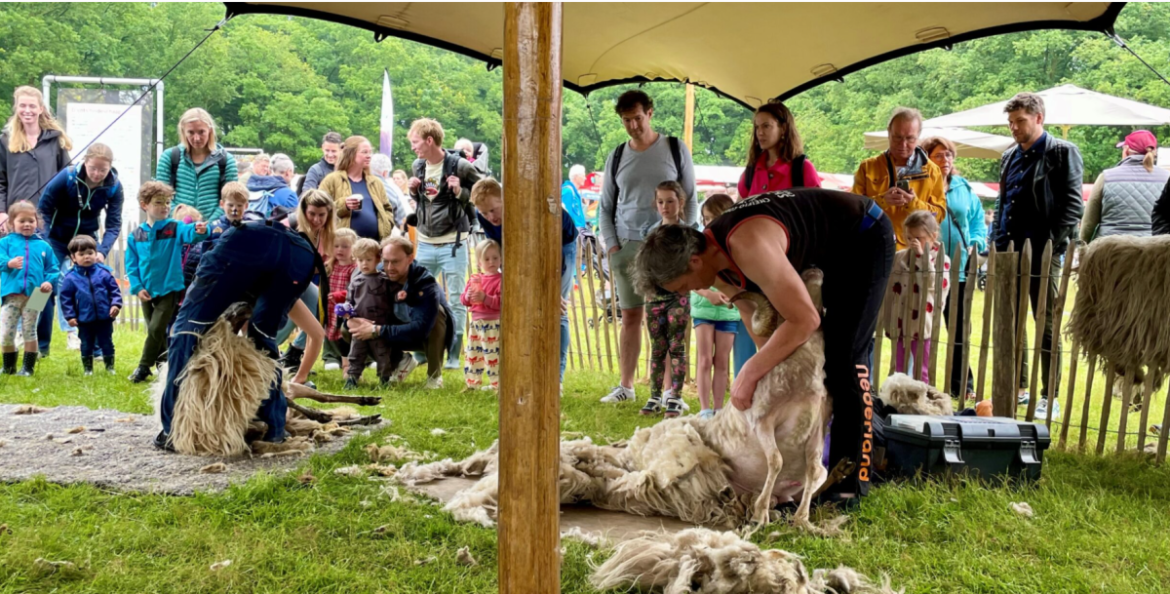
[878, 373, 954, 417]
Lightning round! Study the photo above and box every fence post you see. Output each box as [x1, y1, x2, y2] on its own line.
[1078, 356, 1098, 451]
[1116, 368, 1135, 453]
[1011, 240, 1033, 420]
[600, 249, 621, 370]
[1024, 240, 1052, 422]
[975, 244, 996, 402]
[940, 243, 961, 394]
[1046, 242, 1075, 428]
[1059, 335, 1080, 449]
[1157, 380, 1170, 464]
[1096, 364, 1117, 455]
[895, 249, 918, 377]
[1136, 369, 1158, 453]
[871, 269, 895, 395]
[582, 242, 611, 372]
[957, 252, 979, 400]
[913, 249, 931, 381]
[992, 244, 1018, 418]
[571, 248, 592, 370]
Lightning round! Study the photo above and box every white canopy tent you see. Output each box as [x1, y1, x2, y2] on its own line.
[922, 83, 1170, 129]
[864, 127, 1014, 159]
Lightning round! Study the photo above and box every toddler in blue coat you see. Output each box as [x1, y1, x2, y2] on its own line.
[59, 234, 123, 375]
[0, 202, 60, 376]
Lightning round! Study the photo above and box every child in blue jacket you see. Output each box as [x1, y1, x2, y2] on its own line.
[125, 182, 207, 383]
[59, 234, 123, 375]
[0, 202, 60, 376]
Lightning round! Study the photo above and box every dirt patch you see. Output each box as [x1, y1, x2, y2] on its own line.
[0, 404, 383, 495]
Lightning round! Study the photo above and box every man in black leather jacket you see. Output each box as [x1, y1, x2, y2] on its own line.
[991, 92, 1084, 413]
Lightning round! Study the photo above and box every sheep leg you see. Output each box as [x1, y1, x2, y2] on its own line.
[287, 400, 333, 423]
[748, 418, 784, 530]
[793, 426, 835, 536]
[285, 381, 382, 406]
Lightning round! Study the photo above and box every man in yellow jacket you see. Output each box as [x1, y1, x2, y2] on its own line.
[853, 107, 946, 250]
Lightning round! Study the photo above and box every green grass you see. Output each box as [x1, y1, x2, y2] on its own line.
[2, 327, 1170, 593]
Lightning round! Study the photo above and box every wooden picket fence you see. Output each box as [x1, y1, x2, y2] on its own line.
[107, 228, 1168, 463]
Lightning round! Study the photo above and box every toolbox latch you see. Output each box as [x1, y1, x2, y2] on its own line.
[943, 438, 964, 467]
[1019, 440, 1039, 465]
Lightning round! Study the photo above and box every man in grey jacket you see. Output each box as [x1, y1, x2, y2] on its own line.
[992, 92, 1084, 419]
[597, 90, 696, 404]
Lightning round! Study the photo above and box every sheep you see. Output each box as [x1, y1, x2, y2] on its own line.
[156, 302, 382, 457]
[399, 269, 835, 534]
[1068, 235, 1170, 408]
[589, 527, 901, 594]
[877, 373, 954, 417]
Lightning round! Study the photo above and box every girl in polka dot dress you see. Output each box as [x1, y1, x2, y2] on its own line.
[887, 210, 949, 383]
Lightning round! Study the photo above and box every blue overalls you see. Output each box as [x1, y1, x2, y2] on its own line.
[158, 222, 317, 441]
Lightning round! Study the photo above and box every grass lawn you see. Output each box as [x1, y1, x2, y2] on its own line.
[2, 326, 1170, 593]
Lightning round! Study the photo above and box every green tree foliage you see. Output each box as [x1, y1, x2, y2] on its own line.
[2, 3, 1169, 183]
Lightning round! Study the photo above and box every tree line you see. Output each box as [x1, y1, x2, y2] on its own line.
[3, 2, 1169, 182]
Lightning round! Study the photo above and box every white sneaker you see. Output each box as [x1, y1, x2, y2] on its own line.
[66, 332, 81, 351]
[425, 376, 444, 390]
[662, 389, 691, 411]
[1033, 398, 1060, 420]
[324, 362, 340, 371]
[394, 356, 419, 383]
[600, 386, 635, 403]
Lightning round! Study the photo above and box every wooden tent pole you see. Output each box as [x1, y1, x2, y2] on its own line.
[684, 83, 696, 150]
[499, 3, 563, 593]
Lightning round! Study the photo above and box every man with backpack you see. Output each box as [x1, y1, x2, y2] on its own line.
[597, 90, 697, 404]
[244, 153, 299, 217]
[407, 118, 484, 370]
[301, 132, 343, 192]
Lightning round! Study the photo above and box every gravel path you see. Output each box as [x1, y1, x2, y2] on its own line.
[0, 403, 382, 495]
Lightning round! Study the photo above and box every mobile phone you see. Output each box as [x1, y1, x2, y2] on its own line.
[896, 179, 910, 193]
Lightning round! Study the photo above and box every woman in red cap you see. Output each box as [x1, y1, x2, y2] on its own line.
[1082, 130, 1169, 241]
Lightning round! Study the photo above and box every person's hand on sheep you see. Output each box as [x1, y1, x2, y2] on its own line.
[729, 359, 764, 411]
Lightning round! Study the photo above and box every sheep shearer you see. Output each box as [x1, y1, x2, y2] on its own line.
[633, 188, 894, 507]
[154, 220, 320, 451]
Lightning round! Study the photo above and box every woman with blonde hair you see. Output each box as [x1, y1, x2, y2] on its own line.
[319, 135, 396, 241]
[275, 188, 335, 373]
[1, 86, 72, 232]
[155, 107, 237, 221]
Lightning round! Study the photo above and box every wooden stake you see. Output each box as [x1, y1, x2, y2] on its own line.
[1096, 364, 1116, 455]
[1157, 379, 1170, 464]
[1136, 369, 1157, 453]
[1025, 240, 1052, 422]
[913, 249, 930, 381]
[499, 4, 563, 592]
[958, 252, 979, 400]
[1045, 242, 1075, 428]
[1012, 240, 1032, 420]
[871, 270, 895, 394]
[570, 247, 586, 370]
[992, 245, 1018, 418]
[1058, 335, 1080, 448]
[976, 244, 996, 402]
[582, 242, 610, 372]
[602, 248, 622, 366]
[1078, 355, 1097, 451]
[1117, 368, 1135, 453]
[941, 243, 960, 394]
[897, 248, 918, 377]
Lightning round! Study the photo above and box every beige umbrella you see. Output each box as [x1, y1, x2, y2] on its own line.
[224, 3, 1122, 108]
[923, 83, 1170, 136]
[864, 127, 1014, 159]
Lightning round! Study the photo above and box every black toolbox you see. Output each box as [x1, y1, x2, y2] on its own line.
[880, 415, 1050, 482]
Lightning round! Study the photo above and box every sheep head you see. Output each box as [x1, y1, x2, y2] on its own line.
[728, 268, 825, 338]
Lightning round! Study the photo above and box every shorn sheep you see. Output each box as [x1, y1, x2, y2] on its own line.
[155, 303, 382, 457]
[1068, 235, 1170, 410]
[398, 269, 836, 534]
[590, 527, 901, 594]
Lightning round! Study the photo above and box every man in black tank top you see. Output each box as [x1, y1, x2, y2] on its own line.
[635, 188, 895, 503]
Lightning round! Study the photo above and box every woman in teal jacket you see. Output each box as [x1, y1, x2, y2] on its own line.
[924, 137, 987, 399]
[155, 108, 237, 222]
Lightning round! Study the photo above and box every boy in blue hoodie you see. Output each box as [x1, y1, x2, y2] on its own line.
[126, 182, 207, 383]
[59, 234, 123, 375]
[0, 202, 60, 376]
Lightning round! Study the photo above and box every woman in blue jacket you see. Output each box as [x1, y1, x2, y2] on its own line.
[923, 137, 988, 400]
[36, 143, 122, 356]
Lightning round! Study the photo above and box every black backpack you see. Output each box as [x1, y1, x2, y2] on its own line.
[168, 146, 227, 195]
[742, 154, 807, 192]
[607, 136, 685, 198]
[415, 152, 476, 238]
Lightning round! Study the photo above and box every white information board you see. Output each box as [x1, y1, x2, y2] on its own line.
[65, 102, 144, 228]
